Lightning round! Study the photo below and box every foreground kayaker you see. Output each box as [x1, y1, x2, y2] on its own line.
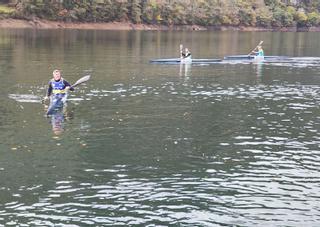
[44, 69, 74, 115]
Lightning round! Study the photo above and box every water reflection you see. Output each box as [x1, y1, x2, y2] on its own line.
[50, 108, 65, 135]
[179, 62, 191, 79]
[45, 103, 73, 136]
[254, 61, 264, 81]
[1, 30, 320, 226]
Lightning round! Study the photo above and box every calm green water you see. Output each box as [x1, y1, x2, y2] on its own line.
[1, 29, 320, 226]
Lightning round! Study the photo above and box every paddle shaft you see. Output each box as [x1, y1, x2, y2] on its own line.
[43, 75, 90, 103]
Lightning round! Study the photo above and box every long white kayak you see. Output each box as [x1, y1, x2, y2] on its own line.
[150, 58, 222, 64]
[223, 55, 289, 60]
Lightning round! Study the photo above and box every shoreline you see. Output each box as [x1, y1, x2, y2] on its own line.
[0, 18, 320, 32]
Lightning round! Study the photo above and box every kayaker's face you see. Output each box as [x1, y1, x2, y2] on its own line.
[53, 71, 61, 81]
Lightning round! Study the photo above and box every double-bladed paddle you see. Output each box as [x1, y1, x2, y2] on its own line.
[42, 75, 91, 104]
[71, 75, 91, 88]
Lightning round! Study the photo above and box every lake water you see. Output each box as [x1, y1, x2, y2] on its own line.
[1, 29, 320, 226]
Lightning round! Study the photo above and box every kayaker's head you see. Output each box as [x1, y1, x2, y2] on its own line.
[258, 46, 262, 50]
[53, 69, 61, 81]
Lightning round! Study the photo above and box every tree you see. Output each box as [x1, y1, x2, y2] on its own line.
[306, 11, 320, 26]
[128, 0, 142, 23]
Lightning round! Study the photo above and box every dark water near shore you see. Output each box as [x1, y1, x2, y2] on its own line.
[1, 29, 320, 226]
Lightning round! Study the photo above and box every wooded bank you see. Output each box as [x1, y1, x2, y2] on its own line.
[0, 0, 320, 29]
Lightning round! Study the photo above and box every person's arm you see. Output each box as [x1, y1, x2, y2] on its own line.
[63, 80, 74, 91]
[47, 82, 53, 97]
[43, 81, 52, 101]
[250, 50, 258, 55]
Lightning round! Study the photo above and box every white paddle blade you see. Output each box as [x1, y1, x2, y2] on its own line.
[72, 75, 91, 87]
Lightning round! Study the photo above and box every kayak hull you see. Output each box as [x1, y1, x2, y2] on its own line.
[150, 58, 222, 64]
[223, 55, 289, 60]
[150, 55, 293, 64]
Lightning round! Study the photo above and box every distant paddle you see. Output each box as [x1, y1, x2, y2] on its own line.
[180, 44, 183, 58]
[248, 40, 263, 56]
[71, 75, 91, 88]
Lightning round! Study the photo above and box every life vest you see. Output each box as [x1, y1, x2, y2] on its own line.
[50, 78, 66, 94]
[257, 50, 264, 56]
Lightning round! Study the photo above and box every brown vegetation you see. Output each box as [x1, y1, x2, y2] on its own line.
[0, 0, 320, 30]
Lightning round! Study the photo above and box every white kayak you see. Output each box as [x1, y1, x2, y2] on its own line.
[150, 56, 221, 64]
[253, 56, 265, 61]
[223, 55, 289, 61]
[180, 55, 192, 63]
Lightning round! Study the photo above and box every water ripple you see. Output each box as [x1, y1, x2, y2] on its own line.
[4, 76, 320, 226]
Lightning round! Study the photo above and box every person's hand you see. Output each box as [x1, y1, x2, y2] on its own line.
[42, 96, 49, 104]
[65, 86, 71, 92]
